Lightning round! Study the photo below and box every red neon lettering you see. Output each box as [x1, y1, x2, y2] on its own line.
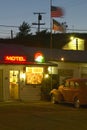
[5, 56, 26, 62]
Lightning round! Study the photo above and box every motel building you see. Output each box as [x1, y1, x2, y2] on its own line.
[0, 44, 58, 102]
[0, 43, 87, 102]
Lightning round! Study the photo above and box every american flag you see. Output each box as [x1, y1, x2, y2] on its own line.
[52, 19, 64, 32]
[51, 6, 64, 17]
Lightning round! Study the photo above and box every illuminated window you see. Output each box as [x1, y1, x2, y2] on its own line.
[26, 67, 43, 84]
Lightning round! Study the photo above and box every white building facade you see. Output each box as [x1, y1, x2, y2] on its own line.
[0, 44, 87, 101]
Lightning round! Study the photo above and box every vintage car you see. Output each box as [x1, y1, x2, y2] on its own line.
[50, 78, 87, 108]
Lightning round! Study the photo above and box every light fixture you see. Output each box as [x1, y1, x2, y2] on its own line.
[20, 72, 25, 82]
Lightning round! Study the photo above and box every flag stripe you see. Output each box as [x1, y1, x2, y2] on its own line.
[51, 6, 64, 17]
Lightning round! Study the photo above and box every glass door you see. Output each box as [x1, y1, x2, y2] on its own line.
[9, 70, 19, 99]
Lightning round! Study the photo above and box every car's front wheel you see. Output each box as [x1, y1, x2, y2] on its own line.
[74, 97, 80, 108]
[51, 94, 57, 104]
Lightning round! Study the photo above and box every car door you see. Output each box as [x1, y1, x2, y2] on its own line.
[62, 81, 75, 102]
[62, 81, 70, 101]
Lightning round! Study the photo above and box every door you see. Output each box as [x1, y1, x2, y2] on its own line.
[9, 70, 19, 100]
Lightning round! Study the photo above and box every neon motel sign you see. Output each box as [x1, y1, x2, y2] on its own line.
[4, 56, 26, 62]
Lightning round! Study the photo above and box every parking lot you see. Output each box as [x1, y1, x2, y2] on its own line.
[0, 101, 87, 130]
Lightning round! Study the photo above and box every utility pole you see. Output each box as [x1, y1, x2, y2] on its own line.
[32, 12, 46, 32]
[11, 30, 13, 39]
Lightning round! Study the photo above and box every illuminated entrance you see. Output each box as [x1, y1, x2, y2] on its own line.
[0, 70, 3, 101]
[9, 70, 19, 99]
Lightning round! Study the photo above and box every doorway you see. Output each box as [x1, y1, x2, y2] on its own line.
[0, 70, 3, 100]
[9, 70, 19, 100]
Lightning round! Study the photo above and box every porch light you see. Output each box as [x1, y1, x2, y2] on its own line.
[61, 57, 64, 61]
[44, 74, 49, 79]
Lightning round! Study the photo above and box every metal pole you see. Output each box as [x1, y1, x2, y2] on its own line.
[50, 0, 53, 90]
[50, 0, 52, 49]
[11, 30, 13, 39]
[38, 13, 40, 32]
[76, 38, 78, 50]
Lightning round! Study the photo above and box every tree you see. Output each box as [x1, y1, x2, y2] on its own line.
[36, 29, 48, 36]
[16, 21, 31, 38]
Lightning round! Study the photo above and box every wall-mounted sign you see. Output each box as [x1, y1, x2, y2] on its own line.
[34, 52, 45, 63]
[4, 56, 26, 62]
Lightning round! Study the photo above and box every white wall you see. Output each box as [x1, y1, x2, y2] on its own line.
[63, 38, 84, 50]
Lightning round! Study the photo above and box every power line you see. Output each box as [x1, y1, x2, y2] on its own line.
[0, 24, 19, 28]
[0, 23, 87, 39]
[60, 0, 87, 9]
[67, 28, 87, 32]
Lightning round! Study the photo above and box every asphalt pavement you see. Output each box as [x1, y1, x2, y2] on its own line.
[0, 101, 87, 130]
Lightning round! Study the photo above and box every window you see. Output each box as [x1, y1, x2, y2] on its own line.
[85, 81, 87, 86]
[70, 81, 74, 88]
[65, 81, 69, 87]
[75, 82, 79, 88]
[26, 67, 43, 84]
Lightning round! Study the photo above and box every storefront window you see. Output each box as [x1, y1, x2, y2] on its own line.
[26, 67, 43, 84]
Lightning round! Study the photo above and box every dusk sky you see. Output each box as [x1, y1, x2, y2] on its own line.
[0, 0, 87, 37]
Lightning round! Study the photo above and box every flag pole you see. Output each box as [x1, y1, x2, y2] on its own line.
[50, 0, 52, 49]
[50, 0, 53, 90]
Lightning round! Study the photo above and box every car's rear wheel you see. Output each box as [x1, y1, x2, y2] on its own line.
[51, 94, 57, 104]
[74, 97, 80, 108]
